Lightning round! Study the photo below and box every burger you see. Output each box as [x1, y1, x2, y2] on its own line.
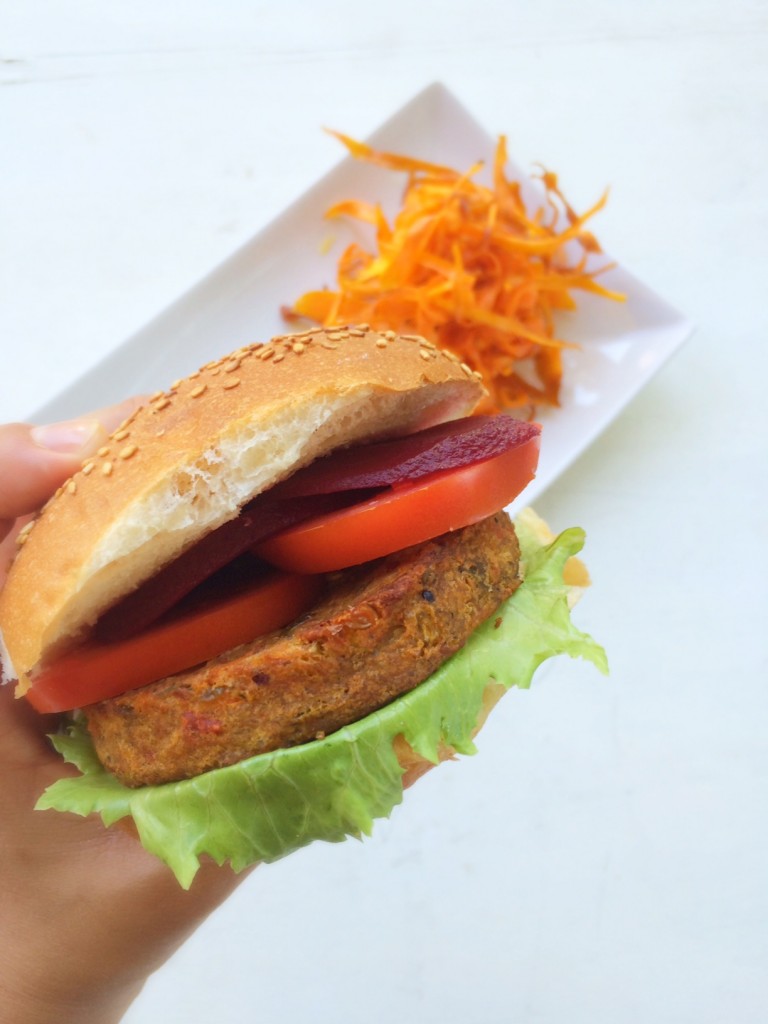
[0, 326, 606, 888]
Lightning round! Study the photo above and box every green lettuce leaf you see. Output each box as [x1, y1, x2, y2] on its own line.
[36, 515, 608, 888]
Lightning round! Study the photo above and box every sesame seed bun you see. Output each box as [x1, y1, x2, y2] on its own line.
[0, 327, 484, 691]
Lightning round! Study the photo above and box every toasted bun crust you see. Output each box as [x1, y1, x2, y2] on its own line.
[0, 327, 483, 688]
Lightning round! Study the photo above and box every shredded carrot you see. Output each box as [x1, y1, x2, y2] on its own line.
[284, 131, 624, 414]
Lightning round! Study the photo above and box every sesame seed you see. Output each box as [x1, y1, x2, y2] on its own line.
[273, 352, 285, 363]
[150, 390, 165, 402]
[102, 461, 114, 476]
[112, 428, 130, 441]
[16, 521, 35, 545]
[190, 384, 207, 398]
[320, 340, 339, 350]
[419, 349, 431, 361]
[259, 346, 275, 360]
[97, 446, 110, 457]
[119, 444, 138, 460]
[460, 362, 473, 376]
[224, 360, 241, 373]
[222, 377, 241, 389]
[170, 379, 183, 390]
[117, 411, 138, 431]
[292, 341, 306, 354]
[384, 330, 397, 340]
[67, 480, 77, 495]
[375, 338, 388, 349]
[82, 461, 95, 475]
[153, 397, 171, 410]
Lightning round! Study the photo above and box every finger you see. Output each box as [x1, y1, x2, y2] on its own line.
[0, 671, 61, 765]
[0, 397, 145, 533]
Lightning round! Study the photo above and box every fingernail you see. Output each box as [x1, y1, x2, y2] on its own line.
[30, 419, 102, 454]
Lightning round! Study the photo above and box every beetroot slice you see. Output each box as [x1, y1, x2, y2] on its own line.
[94, 415, 537, 643]
[271, 414, 541, 497]
[94, 492, 363, 642]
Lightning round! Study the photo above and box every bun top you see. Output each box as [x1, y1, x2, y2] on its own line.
[0, 326, 484, 687]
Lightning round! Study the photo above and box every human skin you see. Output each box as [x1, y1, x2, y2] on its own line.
[0, 403, 252, 1024]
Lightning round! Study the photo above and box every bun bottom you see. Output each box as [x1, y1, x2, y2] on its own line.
[395, 680, 506, 789]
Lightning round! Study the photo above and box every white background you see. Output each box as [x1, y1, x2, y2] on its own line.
[2, 3, 767, 1022]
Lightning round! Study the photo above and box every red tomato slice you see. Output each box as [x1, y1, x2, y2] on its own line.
[26, 570, 323, 714]
[255, 435, 539, 574]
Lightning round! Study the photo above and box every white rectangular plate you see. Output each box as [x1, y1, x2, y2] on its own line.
[33, 82, 693, 507]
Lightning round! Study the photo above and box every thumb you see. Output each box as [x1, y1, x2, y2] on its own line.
[0, 397, 145, 537]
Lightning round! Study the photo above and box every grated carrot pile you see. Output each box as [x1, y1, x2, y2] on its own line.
[284, 131, 623, 414]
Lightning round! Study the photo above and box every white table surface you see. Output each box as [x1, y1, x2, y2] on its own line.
[2, 3, 767, 1023]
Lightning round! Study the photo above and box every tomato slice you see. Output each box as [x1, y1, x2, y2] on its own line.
[26, 569, 323, 714]
[255, 436, 539, 574]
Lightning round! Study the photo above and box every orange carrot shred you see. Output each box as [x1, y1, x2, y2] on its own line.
[285, 132, 623, 414]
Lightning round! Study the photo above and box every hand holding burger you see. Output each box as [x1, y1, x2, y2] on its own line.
[0, 326, 606, 892]
[0, 404, 252, 1024]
